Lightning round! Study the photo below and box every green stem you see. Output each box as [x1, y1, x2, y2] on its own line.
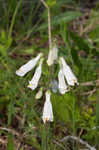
[41, 124, 47, 150]
[72, 94, 75, 150]
[40, 0, 52, 49]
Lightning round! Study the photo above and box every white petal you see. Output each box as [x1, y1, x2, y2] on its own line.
[58, 68, 69, 94]
[60, 57, 79, 86]
[16, 53, 42, 77]
[42, 91, 53, 123]
[52, 44, 58, 61]
[47, 43, 58, 66]
[27, 59, 43, 90]
[47, 49, 54, 66]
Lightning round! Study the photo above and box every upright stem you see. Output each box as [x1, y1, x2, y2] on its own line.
[40, 0, 52, 50]
[72, 93, 76, 150]
[48, 8, 52, 50]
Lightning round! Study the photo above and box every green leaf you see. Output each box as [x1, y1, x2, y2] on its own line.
[60, 23, 72, 61]
[0, 44, 7, 56]
[47, 0, 56, 7]
[71, 48, 82, 73]
[52, 93, 79, 125]
[41, 125, 47, 150]
[96, 91, 99, 124]
[0, 30, 12, 56]
[38, 11, 82, 31]
[55, 0, 74, 5]
[52, 11, 81, 26]
[24, 48, 35, 54]
[70, 31, 90, 53]
[0, 30, 7, 43]
[89, 25, 99, 40]
[7, 134, 15, 150]
[6, 37, 12, 49]
[8, 99, 15, 126]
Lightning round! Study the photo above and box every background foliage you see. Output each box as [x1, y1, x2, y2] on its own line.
[0, 0, 99, 149]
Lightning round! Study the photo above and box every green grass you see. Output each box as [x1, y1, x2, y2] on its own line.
[0, 0, 99, 149]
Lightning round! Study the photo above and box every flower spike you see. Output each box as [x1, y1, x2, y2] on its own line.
[42, 91, 53, 123]
[16, 53, 43, 77]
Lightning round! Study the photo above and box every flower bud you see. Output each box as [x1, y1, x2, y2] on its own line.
[35, 88, 43, 99]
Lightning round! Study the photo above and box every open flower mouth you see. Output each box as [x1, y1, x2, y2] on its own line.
[45, 117, 49, 122]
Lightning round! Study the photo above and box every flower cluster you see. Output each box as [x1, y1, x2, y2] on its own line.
[58, 57, 79, 94]
[47, 44, 79, 94]
[16, 42, 79, 124]
[16, 53, 43, 90]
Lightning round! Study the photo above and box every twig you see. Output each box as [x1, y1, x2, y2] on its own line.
[80, 80, 99, 87]
[0, 138, 7, 144]
[16, 143, 21, 150]
[92, 126, 99, 130]
[77, 128, 84, 150]
[80, 149, 89, 150]
[0, 127, 20, 137]
[53, 140, 66, 150]
[40, 0, 48, 8]
[60, 136, 96, 150]
[82, 88, 96, 96]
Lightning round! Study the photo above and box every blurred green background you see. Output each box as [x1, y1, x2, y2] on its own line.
[0, 0, 99, 149]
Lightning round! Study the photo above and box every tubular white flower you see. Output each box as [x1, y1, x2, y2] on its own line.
[27, 58, 43, 90]
[35, 88, 43, 99]
[16, 53, 43, 77]
[47, 43, 58, 66]
[42, 91, 53, 123]
[60, 57, 79, 86]
[58, 68, 69, 94]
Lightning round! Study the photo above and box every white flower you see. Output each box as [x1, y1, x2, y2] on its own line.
[60, 57, 79, 86]
[27, 58, 43, 90]
[58, 68, 69, 94]
[35, 88, 43, 99]
[16, 53, 43, 77]
[47, 43, 58, 66]
[42, 91, 53, 123]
